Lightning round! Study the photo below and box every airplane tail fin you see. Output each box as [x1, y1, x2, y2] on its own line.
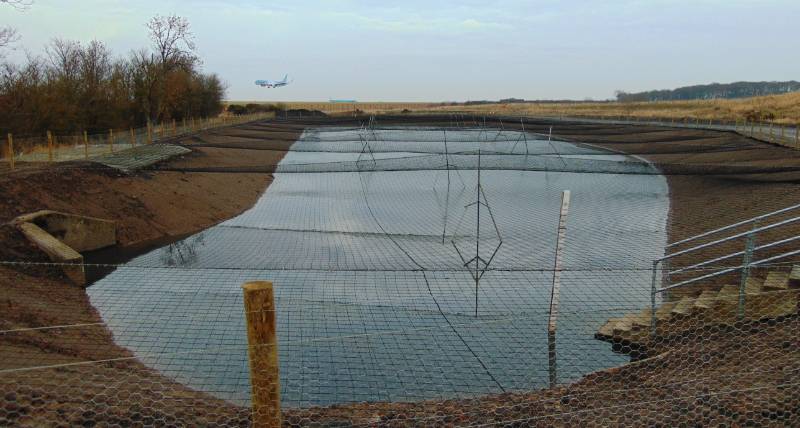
[282, 74, 288, 83]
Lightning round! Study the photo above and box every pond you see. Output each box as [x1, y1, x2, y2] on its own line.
[88, 126, 668, 407]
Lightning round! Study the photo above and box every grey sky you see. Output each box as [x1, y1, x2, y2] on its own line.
[3, 0, 799, 101]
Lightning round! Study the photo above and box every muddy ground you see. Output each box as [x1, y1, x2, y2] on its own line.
[1, 116, 799, 426]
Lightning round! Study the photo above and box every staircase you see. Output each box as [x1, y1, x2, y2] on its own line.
[596, 203, 800, 355]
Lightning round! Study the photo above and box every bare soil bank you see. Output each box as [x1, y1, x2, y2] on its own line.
[0, 122, 299, 426]
[1, 116, 799, 426]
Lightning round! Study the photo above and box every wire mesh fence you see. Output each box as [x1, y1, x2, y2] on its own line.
[0, 112, 274, 168]
[1, 119, 799, 426]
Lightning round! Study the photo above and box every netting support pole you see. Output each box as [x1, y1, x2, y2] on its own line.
[738, 228, 757, 320]
[474, 149, 481, 318]
[242, 281, 281, 428]
[548, 190, 570, 388]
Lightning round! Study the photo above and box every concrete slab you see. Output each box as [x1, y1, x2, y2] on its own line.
[13, 210, 117, 287]
[15, 210, 116, 252]
[17, 222, 85, 286]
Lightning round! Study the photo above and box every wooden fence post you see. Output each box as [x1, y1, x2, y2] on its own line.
[242, 281, 281, 428]
[83, 131, 89, 159]
[7, 133, 14, 170]
[796, 123, 800, 148]
[147, 122, 153, 144]
[108, 129, 114, 153]
[130, 127, 136, 148]
[172, 119, 177, 136]
[47, 131, 54, 163]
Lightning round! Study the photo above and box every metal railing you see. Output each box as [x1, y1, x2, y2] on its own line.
[649, 203, 800, 335]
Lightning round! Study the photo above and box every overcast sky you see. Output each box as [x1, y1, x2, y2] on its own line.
[3, 0, 799, 101]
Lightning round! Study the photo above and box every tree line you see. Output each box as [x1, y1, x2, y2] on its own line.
[615, 81, 800, 102]
[0, 13, 225, 136]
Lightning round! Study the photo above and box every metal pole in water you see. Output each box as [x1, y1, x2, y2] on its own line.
[442, 129, 450, 245]
[548, 190, 571, 388]
[475, 147, 481, 318]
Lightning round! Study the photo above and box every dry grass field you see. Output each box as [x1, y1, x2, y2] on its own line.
[226, 101, 436, 115]
[421, 92, 800, 124]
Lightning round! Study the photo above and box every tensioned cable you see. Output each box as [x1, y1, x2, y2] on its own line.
[355, 124, 506, 392]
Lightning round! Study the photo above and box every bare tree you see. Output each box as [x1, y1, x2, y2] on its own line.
[146, 14, 197, 69]
[46, 38, 81, 79]
[1, 0, 32, 53]
[0, 27, 18, 50]
[1, 0, 32, 9]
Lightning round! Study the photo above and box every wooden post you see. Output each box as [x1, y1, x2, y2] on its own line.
[7, 133, 14, 170]
[242, 281, 281, 427]
[548, 190, 571, 389]
[130, 127, 136, 148]
[147, 122, 153, 144]
[172, 119, 177, 136]
[83, 131, 89, 159]
[47, 131, 54, 162]
[182, 118, 187, 134]
[108, 129, 114, 153]
[796, 123, 800, 148]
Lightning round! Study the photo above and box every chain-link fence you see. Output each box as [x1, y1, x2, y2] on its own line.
[1, 119, 799, 426]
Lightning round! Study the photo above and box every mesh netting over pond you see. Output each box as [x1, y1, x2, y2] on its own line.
[86, 127, 669, 406]
[3, 121, 799, 426]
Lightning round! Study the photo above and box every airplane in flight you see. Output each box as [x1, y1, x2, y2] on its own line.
[255, 75, 292, 88]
